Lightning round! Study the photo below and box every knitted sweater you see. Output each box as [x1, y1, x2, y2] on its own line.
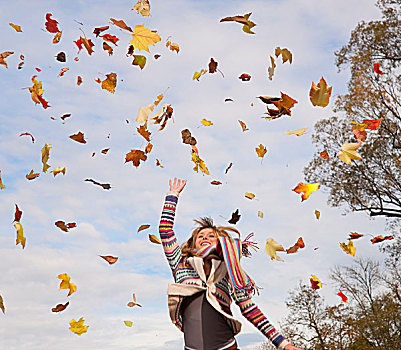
[159, 194, 289, 350]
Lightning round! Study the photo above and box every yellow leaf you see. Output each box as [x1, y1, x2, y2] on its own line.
[285, 128, 308, 136]
[101, 72, 117, 93]
[192, 69, 207, 81]
[14, 222, 26, 249]
[124, 320, 133, 327]
[69, 317, 89, 335]
[310, 274, 322, 289]
[268, 56, 276, 80]
[50, 167, 66, 177]
[57, 273, 77, 297]
[153, 94, 164, 106]
[132, 55, 147, 70]
[41, 144, 51, 172]
[53, 31, 62, 44]
[245, 192, 255, 200]
[149, 234, 161, 244]
[257, 210, 263, 218]
[201, 119, 213, 126]
[132, 0, 150, 17]
[315, 209, 320, 220]
[238, 120, 249, 132]
[265, 238, 285, 262]
[191, 149, 209, 175]
[136, 103, 155, 123]
[9, 23, 22, 32]
[255, 144, 267, 158]
[340, 240, 356, 256]
[275, 47, 293, 64]
[130, 24, 161, 52]
[338, 142, 362, 164]
[0, 169, 6, 189]
[0, 51, 14, 68]
[309, 77, 332, 107]
[292, 182, 320, 201]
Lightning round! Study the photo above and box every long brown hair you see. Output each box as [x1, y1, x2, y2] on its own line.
[181, 217, 241, 259]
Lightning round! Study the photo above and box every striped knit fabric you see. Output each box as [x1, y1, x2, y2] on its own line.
[159, 194, 288, 349]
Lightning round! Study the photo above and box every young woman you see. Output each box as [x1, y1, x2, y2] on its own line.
[159, 178, 303, 350]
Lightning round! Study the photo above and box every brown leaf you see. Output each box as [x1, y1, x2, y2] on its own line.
[225, 162, 233, 174]
[137, 121, 151, 141]
[239, 73, 251, 81]
[286, 237, 305, 254]
[84, 178, 112, 190]
[125, 149, 147, 167]
[101, 148, 110, 154]
[55, 221, 76, 232]
[371, 235, 394, 244]
[103, 42, 113, 56]
[151, 104, 173, 131]
[56, 52, 66, 62]
[93, 26, 109, 37]
[0, 51, 14, 68]
[137, 224, 150, 233]
[145, 143, 153, 154]
[238, 120, 249, 132]
[156, 159, 164, 168]
[99, 255, 118, 265]
[19, 132, 35, 143]
[110, 18, 133, 32]
[26, 169, 40, 180]
[14, 204, 23, 222]
[45, 13, 60, 33]
[101, 34, 119, 46]
[211, 180, 222, 185]
[181, 129, 197, 145]
[353, 129, 367, 142]
[228, 209, 241, 224]
[208, 58, 218, 73]
[319, 150, 329, 159]
[101, 72, 117, 93]
[77, 76, 83, 85]
[69, 131, 86, 144]
[349, 232, 364, 240]
[51, 301, 69, 313]
[149, 234, 161, 244]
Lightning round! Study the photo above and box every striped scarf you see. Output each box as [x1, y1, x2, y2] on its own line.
[194, 236, 258, 295]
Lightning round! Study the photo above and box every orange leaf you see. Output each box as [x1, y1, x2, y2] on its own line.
[156, 159, 164, 168]
[239, 73, 251, 81]
[201, 119, 213, 126]
[101, 34, 119, 45]
[337, 291, 348, 303]
[349, 232, 364, 240]
[211, 180, 222, 185]
[245, 192, 255, 200]
[137, 224, 150, 233]
[110, 18, 133, 32]
[99, 255, 118, 265]
[238, 120, 249, 132]
[0, 171, 5, 190]
[9, 23, 23, 32]
[93, 26, 109, 37]
[103, 42, 113, 56]
[58, 67, 69, 77]
[53, 31, 62, 44]
[286, 237, 305, 254]
[149, 234, 161, 244]
[320, 150, 329, 159]
[69, 132, 86, 144]
[145, 142, 153, 154]
[371, 235, 394, 244]
[309, 77, 332, 107]
[362, 118, 382, 130]
[77, 76, 83, 85]
[353, 129, 367, 142]
[26, 169, 40, 180]
[0, 51, 14, 68]
[125, 149, 147, 167]
[255, 144, 267, 158]
[55, 220, 76, 232]
[292, 182, 320, 201]
[101, 73, 117, 93]
[57, 273, 77, 297]
[137, 122, 151, 141]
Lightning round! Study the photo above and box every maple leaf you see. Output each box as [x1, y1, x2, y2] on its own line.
[238, 120, 249, 132]
[340, 240, 356, 256]
[362, 118, 382, 130]
[265, 238, 285, 262]
[52, 301, 69, 313]
[315, 209, 321, 220]
[201, 119, 213, 126]
[191, 149, 209, 175]
[228, 209, 241, 224]
[151, 103, 173, 131]
[136, 94, 163, 123]
[239, 73, 251, 81]
[69, 131, 86, 144]
[255, 144, 267, 158]
[130, 24, 161, 52]
[349, 232, 364, 240]
[208, 58, 218, 73]
[125, 149, 147, 167]
[275, 47, 293, 64]
[0, 295, 5, 314]
[132, 0, 151, 17]
[127, 293, 142, 307]
[58, 273, 77, 296]
[292, 182, 320, 201]
[55, 220, 76, 232]
[0, 170, 5, 189]
[149, 234, 161, 244]
[220, 12, 256, 34]
[0, 51, 14, 68]
[26, 169, 40, 180]
[319, 150, 329, 159]
[110, 18, 133, 32]
[137, 121, 151, 141]
[45, 13, 60, 33]
[30, 75, 50, 109]
[50, 167, 66, 177]
[373, 62, 385, 75]
[84, 178, 111, 190]
[41, 144, 51, 172]
[285, 128, 308, 136]
[99, 255, 118, 265]
[74, 36, 94, 55]
[132, 55, 147, 70]
[69, 317, 89, 335]
[245, 192, 255, 200]
[14, 204, 23, 222]
[337, 291, 348, 303]
[259, 93, 298, 120]
[9, 23, 22, 32]
[286, 237, 305, 254]
[309, 77, 332, 107]
[53, 31, 62, 44]
[267, 56, 276, 80]
[137, 224, 151, 233]
[101, 73, 117, 93]
[14, 222, 26, 249]
[310, 275, 322, 289]
[338, 142, 362, 164]
[371, 235, 394, 244]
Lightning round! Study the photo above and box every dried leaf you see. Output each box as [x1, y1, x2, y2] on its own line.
[340, 240, 356, 256]
[225, 162, 233, 174]
[41, 144, 51, 172]
[0, 170, 5, 189]
[55, 220, 76, 232]
[156, 158, 164, 168]
[201, 119, 213, 126]
[53, 31, 62, 44]
[208, 58, 218, 73]
[259, 93, 298, 120]
[0, 51, 14, 68]
[132, 0, 150, 17]
[50, 166, 66, 176]
[193, 69, 207, 81]
[286, 237, 305, 254]
[151, 103, 173, 131]
[125, 149, 147, 167]
[45, 13, 60, 33]
[145, 142, 153, 154]
[99, 255, 118, 265]
[228, 209, 241, 224]
[211, 180, 222, 185]
[292, 182, 320, 201]
[137, 224, 150, 233]
[349, 232, 364, 240]
[124, 320, 133, 327]
[14, 222, 26, 249]
[315, 209, 320, 220]
[319, 150, 329, 159]
[285, 128, 308, 136]
[132, 55, 147, 70]
[239, 73, 251, 81]
[69, 317, 89, 335]
[190, 149, 209, 175]
[93, 26, 109, 37]
[103, 42, 113, 55]
[337, 291, 348, 303]
[338, 142, 362, 164]
[69, 132, 86, 144]
[238, 120, 249, 132]
[275, 47, 292, 64]
[26, 169, 40, 180]
[101, 34, 119, 45]
[245, 192, 255, 200]
[255, 144, 267, 158]
[353, 129, 367, 142]
[310, 274, 322, 289]
[84, 178, 111, 190]
[265, 238, 285, 262]
[57, 273, 77, 296]
[130, 24, 160, 52]
[14, 204, 22, 222]
[309, 77, 332, 107]
[267, 56, 276, 80]
[373, 62, 385, 75]
[58, 67, 69, 77]
[371, 235, 394, 244]
[9, 23, 22, 32]
[52, 301, 69, 313]
[56, 52, 66, 62]
[257, 210, 263, 218]
[101, 72, 117, 93]
[110, 18, 133, 32]
[0, 295, 5, 314]
[149, 234, 161, 244]
[166, 40, 180, 53]
[220, 12, 256, 34]
[77, 76, 83, 85]
[181, 129, 197, 145]
[137, 121, 151, 141]
[74, 36, 95, 55]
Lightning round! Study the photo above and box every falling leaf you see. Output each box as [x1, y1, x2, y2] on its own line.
[74, 36, 95, 55]
[208, 58, 218, 73]
[275, 47, 293, 64]
[265, 238, 285, 262]
[349, 232, 364, 240]
[132, 0, 151, 17]
[156, 159, 164, 168]
[93, 26, 109, 37]
[130, 24, 161, 52]
[373, 62, 385, 75]
[19, 132, 35, 143]
[338, 142, 362, 164]
[137, 224, 150, 233]
[310, 275, 322, 289]
[132, 55, 147, 69]
[337, 291, 348, 303]
[315, 210, 320, 220]
[101, 34, 119, 46]
[29, 75, 50, 109]
[154, 54, 161, 59]
[0, 295, 5, 314]
[201, 119, 213, 126]
[77, 76, 83, 85]
[193, 69, 207, 81]
[239, 73, 251, 81]
[255, 144, 267, 158]
[124, 320, 133, 327]
[238, 120, 249, 132]
[127, 293, 142, 307]
[136, 103, 155, 123]
[58, 67, 69, 77]
[14, 222, 26, 249]
[267, 56, 276, 80]
[61, 114, 71, 121]
[55, 220, 76, 232]
[190, 149, 209, 175]
[101, 72, 117, 93]
[245, 192, 255, 200]
[319, 150, 329, 159]
[103, 42, 113, 55]
[353, 129, 367, 142]
[125, 149, 147, 167]
[225, 98, 233, 102]
[225, 162, 233, 174]
[309, 77, 332, 107]
[41, 144, 51, 172]
[257, 210, 263, 218]
[26, 170, 40, 180]
[151, 103, 173, 131]
[69, 317, 89, 335]
[58, 273, 77, 297]
[99, 255, 118, 265]
[50, 166, 66, 176]
[145, 142, 153, 154]
[137, 121, 151, 141]
[56, 52, 66, 62]
[0, 51, 14, 68]
[211, 180, 222, 185]
[69, 131, 86, 144]
[53, 31, 62, 44]
[286, 237, 305, 254]
[292, 182, 320, 201]
[362, 118, 382, 130]
[149, 234, 161, 244]
[101, 148, 110, 154]
[84, 178, 111, 190]
[340, 240, 356, 256]
[45, 13, 60, 33]
[9, 23, 22, 32]
[285, 128, 308, 136]
[52, 302, 69, 313]
[371, 235, 394, 244]
[259, 92, 298, 120]
[166, 40, 180, 53]
[220, 12, 256, 34]
[181, 129, 197, 145]
[14, 204, 22, 222]
[0, 170, 5, 189]
[110, 18, 133, 32]
[228, 209, 241, 224]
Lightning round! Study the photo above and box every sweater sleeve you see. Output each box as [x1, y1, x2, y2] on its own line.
[232, 289, 289, 350]
[158, 194, 182, 275]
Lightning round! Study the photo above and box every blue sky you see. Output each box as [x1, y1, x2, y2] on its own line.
[0, 0, 387, 349]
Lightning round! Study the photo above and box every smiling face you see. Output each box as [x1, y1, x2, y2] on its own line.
[195, 227, 218, 249]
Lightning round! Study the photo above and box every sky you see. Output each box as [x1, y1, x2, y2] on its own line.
[0, 0, 389, 349]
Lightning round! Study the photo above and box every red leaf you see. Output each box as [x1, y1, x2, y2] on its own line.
[371, 235, 394, 244]
[14, 204, 22, 222]
[373, 62, 385, 75]
[348, 232, 364, 240]
[45, 13, 60, 33]
[337, 291, 348, 303]
[238, 73, 251, 81]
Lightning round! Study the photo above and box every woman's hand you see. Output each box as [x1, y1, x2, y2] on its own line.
[284, 344, 304, 350]
[169, 177, 187, 194]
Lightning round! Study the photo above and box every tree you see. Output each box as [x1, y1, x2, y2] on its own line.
[304, 0, 401, 221]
